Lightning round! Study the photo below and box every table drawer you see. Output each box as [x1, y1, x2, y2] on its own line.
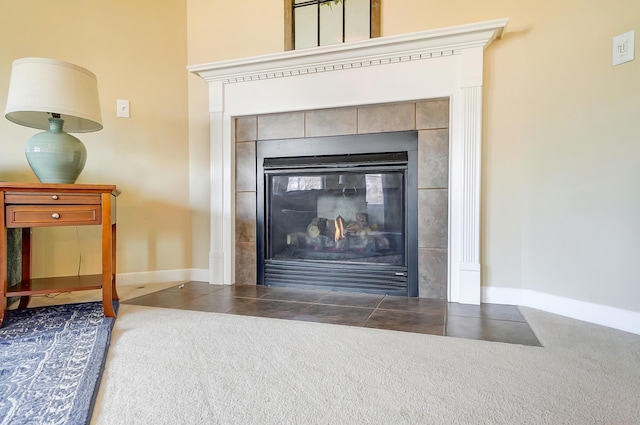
[4, 192, 101, 205]
[6, 205, 102, 228]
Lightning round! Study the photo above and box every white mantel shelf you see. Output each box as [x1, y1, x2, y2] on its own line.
[190, 18, 509, 304]
[189, 18, 507, 84]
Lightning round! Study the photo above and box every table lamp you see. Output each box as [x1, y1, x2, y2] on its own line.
[4, 57, 103, 184]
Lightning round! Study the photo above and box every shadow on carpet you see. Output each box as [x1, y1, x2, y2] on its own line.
[0, 302, 117, 425]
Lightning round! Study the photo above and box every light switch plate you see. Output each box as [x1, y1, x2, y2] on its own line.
[117, 99, 130, 118]
[612, 30, 635, 66]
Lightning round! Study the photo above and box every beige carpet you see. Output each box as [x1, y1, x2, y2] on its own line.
[91, 304, 640, 425]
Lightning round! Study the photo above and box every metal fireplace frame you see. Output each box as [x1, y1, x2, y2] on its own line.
[256, 131, 418, 296]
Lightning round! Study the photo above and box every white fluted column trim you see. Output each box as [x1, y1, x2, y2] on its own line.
[457, 85, 482, 304]
[208, 81, 234, 285]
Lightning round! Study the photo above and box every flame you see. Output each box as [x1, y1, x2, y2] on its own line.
[334, 215, 345, 242]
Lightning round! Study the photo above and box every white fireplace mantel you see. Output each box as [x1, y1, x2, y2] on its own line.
[189, 18, 509, 304]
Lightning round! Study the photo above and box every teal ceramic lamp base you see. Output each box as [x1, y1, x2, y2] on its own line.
[25, 117, 87, 184]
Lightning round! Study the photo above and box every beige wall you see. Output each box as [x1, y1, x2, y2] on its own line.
[0, 1, 190, 277]
[187, 1, 640, 312]
[384, 2, 640, 312]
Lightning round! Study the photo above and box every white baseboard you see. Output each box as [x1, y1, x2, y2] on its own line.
[188, 268, 210, 282]
[117, 268, 210, 286]
[483, 286, 640, 336]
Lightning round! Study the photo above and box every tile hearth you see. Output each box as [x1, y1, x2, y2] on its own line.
[124, 281, 541, 346]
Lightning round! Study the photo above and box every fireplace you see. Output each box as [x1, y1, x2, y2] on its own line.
[257, 132, 418, 296]
[189, 18, 509, 304]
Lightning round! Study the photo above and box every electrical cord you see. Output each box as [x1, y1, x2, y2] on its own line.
[76, 226, 82, 276]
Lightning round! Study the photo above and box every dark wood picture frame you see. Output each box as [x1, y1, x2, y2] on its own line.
[284, 0, 381, 51]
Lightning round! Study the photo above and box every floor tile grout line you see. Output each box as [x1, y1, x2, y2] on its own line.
[363, 295, 388, 326]
[361, 309, 378, 328]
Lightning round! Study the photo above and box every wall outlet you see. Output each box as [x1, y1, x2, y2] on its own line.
[612, 30, 635, 66]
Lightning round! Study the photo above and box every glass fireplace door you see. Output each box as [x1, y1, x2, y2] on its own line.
[259, 150, 414, 295]
[267, 170, 406, 267]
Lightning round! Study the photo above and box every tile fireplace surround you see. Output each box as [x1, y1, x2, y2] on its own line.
[189, 18, 509, 305]
[236, 103, 448, 299]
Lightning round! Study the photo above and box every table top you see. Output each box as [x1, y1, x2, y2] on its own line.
[0, 182, 119, 196]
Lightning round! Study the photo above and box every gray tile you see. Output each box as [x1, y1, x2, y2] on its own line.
[447, 303, 525, 322]
[317, 291, 385, 308]
[445, 315, 541, 346]
[180, 293, 239, 314]
[236, 116, 257, 142]
[416, 98, 449, 130]
[418, 248, 448, 300]
[261, 286, 329, 303]
[305, 107, 358, 137]
[358, 103, 415, 133]
[258, 112, 305, 140]
[364, 309, 444, 335]
[418, 189, 448, 248]
[418, 129, 449, 189]
[214, 284, 271, 299]
[228, 298, 311, 320]
[235, 191, 256, 243]
[236, 142, 256, 192]
[292, 304, 373, 326]
[377, 296, 447, 315]
[235, 242, 256, 285]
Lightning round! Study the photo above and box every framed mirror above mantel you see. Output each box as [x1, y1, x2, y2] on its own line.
[284, 0, 381, 50]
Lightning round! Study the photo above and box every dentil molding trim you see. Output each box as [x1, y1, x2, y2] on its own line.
[188, 18, 508, 84]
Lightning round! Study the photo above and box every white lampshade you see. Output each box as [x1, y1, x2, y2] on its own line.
[4, 58, 103, 184]
[5, 57, 102, 132]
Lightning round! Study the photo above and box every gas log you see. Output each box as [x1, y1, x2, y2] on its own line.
[306, 214, 370, 242]
[285, 212, 391, 251]
[307, 217, 328, 238]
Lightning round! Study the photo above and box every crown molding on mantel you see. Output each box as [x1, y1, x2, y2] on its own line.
[188, 18, 508, 84]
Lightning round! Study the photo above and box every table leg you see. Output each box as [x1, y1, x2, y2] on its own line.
[0, 200, 6, 326]
[101, 193, 115, 318]
[111, 222, 119, 301]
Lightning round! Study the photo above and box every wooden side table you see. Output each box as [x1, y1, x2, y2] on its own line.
[0, 183, 120, 326]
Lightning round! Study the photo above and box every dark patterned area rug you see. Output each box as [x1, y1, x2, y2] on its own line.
[0, 302, 117, 425]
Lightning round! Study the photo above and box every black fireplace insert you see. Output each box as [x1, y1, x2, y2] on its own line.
[256, 132, 418, 296]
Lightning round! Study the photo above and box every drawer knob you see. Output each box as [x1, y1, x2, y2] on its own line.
[51, 195, 59, 200]
[51, 213, 60, 219]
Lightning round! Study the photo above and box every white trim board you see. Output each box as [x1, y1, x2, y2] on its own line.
[483, 287, 640, 336]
